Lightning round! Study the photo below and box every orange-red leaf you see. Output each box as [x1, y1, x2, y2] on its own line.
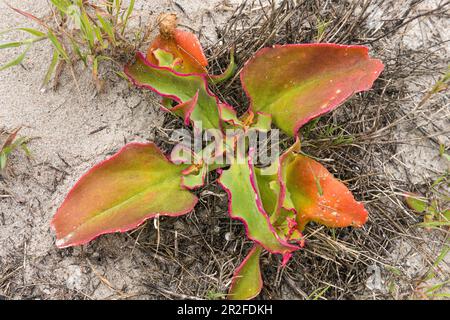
[146, 29, 207, 74]
[281, 151, 368, 230]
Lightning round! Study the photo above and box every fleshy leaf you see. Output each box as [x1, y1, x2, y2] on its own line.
[272, 208, 305, 247]
[251, 112, 272, 132]
[172, 29, 208, 68]
[219, 103, 242, 127]
[228, 245, 263, 300]
[254, 152, 304, 246]
[51, 143, 198, 248]
[281, 149, 368, 230]
[241, 44, 384, 135]
[218, 153, 299, 255]
[152, 48, 181, 70]
[209, 49, 236, 84]
[254, 162, 280, 217]
[170, 91, 199, 125]
[254, 140, 300, 221]
[181, 164, 207, 190]
[125, 52, 222, 129]
[146, 21, 208, 74]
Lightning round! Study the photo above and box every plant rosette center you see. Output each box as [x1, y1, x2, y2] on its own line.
[52, 14, 383, 300]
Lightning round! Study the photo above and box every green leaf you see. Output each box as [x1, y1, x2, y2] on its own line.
[153, 48, 178, 68]
[0, 27, 46, 37]
[308, 285, 330, 300]
[241, 44, 384, 135]
[0, 153, 7, 170]
[50, 0, 72, 13]
[80, 8, 95, 49]
[418, 221, 450, 228]
[69, 37, 87, 64]
[0, 44, 31, 71]
[121, 0, 134, 34]
[0, 41, 25, 49]
[42, 50, 59, 87]
[218, 153, 299, 255]
[47, 30, 70, 61]
[181, 164, 207, 190]
[125, 53, 221, 129]
[404, 193, 428, 213]
[209, 48, 236, 84]
[228, 245, 263, 300]
[93, 26, 106, 49]
[0, 36, 46, 49]
[254, 112, 272, 131]
[51, 143, 198, 248]
[96, 12, 116, 45]
[254, 161, 280, 217]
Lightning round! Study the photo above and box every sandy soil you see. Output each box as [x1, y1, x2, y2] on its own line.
[0, 0, 448, 299]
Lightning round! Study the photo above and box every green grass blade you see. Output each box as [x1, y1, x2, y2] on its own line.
[47, 30, 69, 61]
[121, 0, 134, 34]
[425, 280, 450, 295]
[0, 44, 31, 71]
[0, 41, 25, 49]
[0, 27, 46, 37]
[0, 153, 6, 170]
[42, 50, 59, 87]
[80, 8, 95, 49]
[93, 26, 105, 48]
[50, 0, 72, 13]
[18, 27, 46, 37]
[114, 0, 122, 23]
[96, 12, 116, 45]
[0, 36, 46, 49]
[105, 0, 114, 15]
[21, 144, 31, 157]
[432, 293, 450, 298]
[418, 221, 450, 227]
[426, 245, 450, 280]
[115, 70, 129, 81]
[68, 38, 86, 65]
[308, 285, 330, 300]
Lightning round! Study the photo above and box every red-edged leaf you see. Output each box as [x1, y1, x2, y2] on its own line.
[174, 29, 208, 67]
[254, 165, 279, 217]
[51, 143, 197, 248]
[181, 164, 207, 190]
[218, 103, 242, 128]
[209, 48, 237, 84]
[169, 91, 199, 125]
[218, 152, 300, 256]
[281, 150, 368, 230]
[228, 245, 263, 300]
[125, 52, 222, 130]
[253, 148, 304, 247]
[152, 48, 182, 70]
[241, 44, 384, 135]
[146, 29, 208, 74]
